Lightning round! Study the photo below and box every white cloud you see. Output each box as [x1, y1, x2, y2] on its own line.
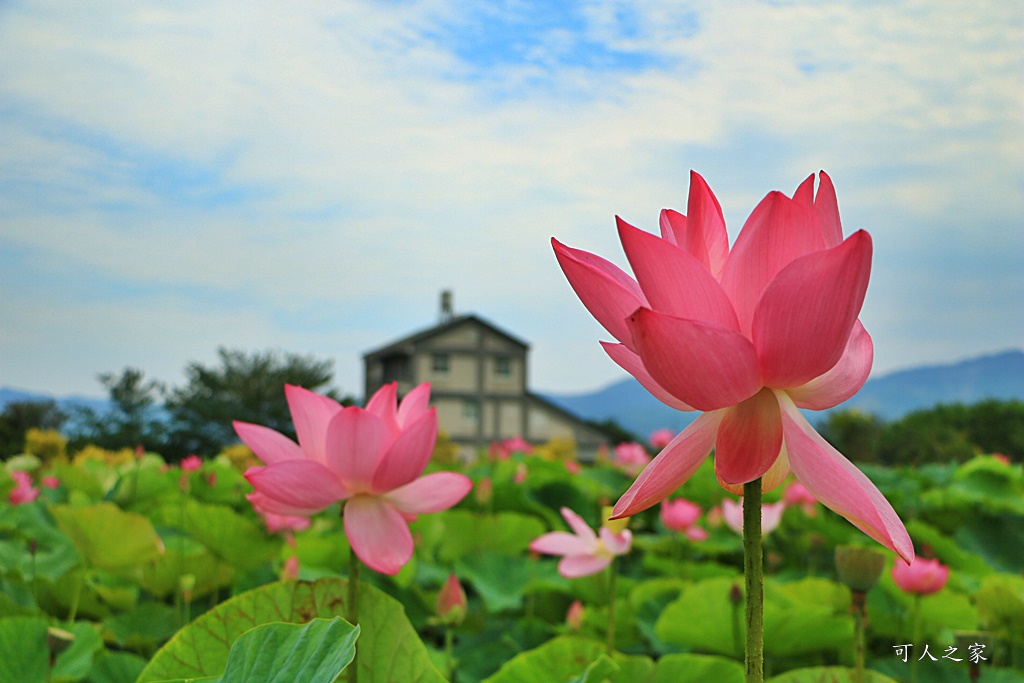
[0, 0, 1020, 398]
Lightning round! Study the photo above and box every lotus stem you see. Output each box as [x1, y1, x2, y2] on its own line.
[606, 558, 618, 655]
[851, 590, 867, 683]
[744, 478, 764, 683]
[348, 547, 360, 683]
[444, 627, 456, 681]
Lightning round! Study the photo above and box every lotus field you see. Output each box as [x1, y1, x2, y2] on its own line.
[2, 171, 1022, 683]
[1, 432, 1021, 683]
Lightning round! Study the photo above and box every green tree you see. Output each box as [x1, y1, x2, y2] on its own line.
[68, 368, 167, 454]
[0, 399, 67, 459]
[964, 399, 1024, 458]
[877, 404, 976, 465]
[817, 409, 883, 464]
[163, 347, 352, 459]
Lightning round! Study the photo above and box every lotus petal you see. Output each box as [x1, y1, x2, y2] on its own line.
[552, 237, 647, 351]
[627, 308, 761, 411]
[720, 192, 825, 336]
[601, 342, 693, 411]
[285, 384, 343, 465]
[617, 217, 739, 330]
[777, 392, 913, 563]
[714, 388, 783, 485]
[344, 495, 414, 575]
[371, 409, 438, 493]
[245, 459, 349, 511]
[789, 320, 873, 409]
[233, 421, 302, 465]
[613, 411, 723, 518]
[753, 230, 872, 388]
[383, 471, 472, 515]
[325, 407, 388, 491]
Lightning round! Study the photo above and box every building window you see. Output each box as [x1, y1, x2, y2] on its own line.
[431, 353, 450, 374]
[494, 355, 512, 377]
[463, 399, 479, 420]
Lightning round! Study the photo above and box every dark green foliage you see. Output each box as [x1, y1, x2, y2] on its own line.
[0, 399, 67, 459]
[817, 410, 883, 464]
[68, 368, 166, 455]
[819, 400, 1024, 466]
[162, 347, 352, 459]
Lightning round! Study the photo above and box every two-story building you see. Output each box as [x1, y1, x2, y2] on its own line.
[363, 293, 608, 460]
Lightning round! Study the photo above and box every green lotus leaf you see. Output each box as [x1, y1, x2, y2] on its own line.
[137, 578, 445, 683]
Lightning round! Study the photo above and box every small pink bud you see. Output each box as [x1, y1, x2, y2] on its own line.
[281, 555, 300, 581]
[565, 600, 584, 630]
[475, 477, 493, 505]
[436, 574, 467, 625]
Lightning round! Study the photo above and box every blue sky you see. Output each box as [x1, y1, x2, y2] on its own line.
[0, 0, 1021, 400]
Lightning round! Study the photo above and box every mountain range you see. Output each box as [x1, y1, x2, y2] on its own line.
[539, 349, 1024, 440]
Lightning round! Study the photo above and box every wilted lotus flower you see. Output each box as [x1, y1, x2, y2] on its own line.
[235, 382, 473, 575]
[660, 498, 708, 541]
[8, 471, 39, 505]
[530, 507, 632, 578]
[436, 574, 468, 626]
[552, 171, 912, 563]
[721, 498, 786, 536]
[891, 556, 949, 596]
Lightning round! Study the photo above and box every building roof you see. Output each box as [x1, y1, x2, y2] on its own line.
[362, 314, 530, 360]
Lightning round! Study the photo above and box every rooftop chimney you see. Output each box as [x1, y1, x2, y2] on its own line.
[439, 290, 454, 322]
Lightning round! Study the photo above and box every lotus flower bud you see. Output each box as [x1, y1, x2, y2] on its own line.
[436, 574, 467, 625]
[835, 545, 885, 592]
[565, 600, 584, 630]
[891, 557, 949, 596]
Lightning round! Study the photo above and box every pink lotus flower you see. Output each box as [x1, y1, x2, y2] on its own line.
[613, 441, 651, 475]
[891, 556, 949, 596]
[649, 428, 675, 450]
[259, 509, 312, 534]
[41, 475, 60, 489]
[783, 480, 819, 516]
[660, 498, 708, 541]
[8, 471, 39, 505]
[235, 382, 473, 575]
[553, 171, 912, 563]
[722, 498, 786, 536]
[530, 507, 632, 578]
[180, 455, 202, 472]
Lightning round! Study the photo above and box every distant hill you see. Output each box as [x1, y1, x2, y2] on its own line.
[540, 349, 1024, 441]
[0, 388, 110, 416]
